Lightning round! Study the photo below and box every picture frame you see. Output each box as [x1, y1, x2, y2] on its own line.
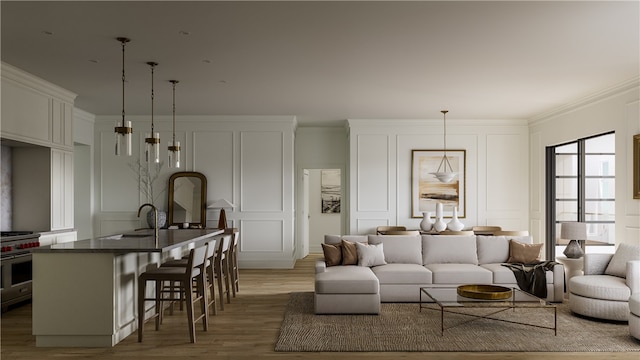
[411, 149, 466, 218]
[634, 134, 640, 199]
[321, 169, 341, 213]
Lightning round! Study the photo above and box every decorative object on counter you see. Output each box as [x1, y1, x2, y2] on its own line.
[168, 172, 207, 228]
[429, 110, 457, 183]
[114, 37, 132, 156]
[208, 199, 235, 230]
[560, 222, 587, 259]
[433, 202, 447, 232]
[183, 222, 189, 229]
[420, 212, 433, 231]
[167, 80, 181, 168]
[128, 158, 166, 226]
[147, 210, 167, 229]
[144, 61, 161, 164]
[446, 206, 464, 231]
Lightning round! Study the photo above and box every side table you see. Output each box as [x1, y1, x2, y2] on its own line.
[555, 255, 584, 295]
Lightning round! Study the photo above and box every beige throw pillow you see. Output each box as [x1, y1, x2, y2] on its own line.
[604, 243, 640, 278]
[341, 240, 359, 265]
[507, 239, 542, 264]
[321, 243, 342, 267]
[355, 242, 387, 267]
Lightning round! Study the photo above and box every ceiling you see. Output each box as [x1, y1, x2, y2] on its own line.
[1, 1, 638, 126]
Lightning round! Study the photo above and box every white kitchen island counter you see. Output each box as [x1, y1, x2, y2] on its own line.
[31, 228, 223, 347]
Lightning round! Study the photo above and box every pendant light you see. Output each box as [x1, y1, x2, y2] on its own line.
[114, 37, 132, 156]
[429, 110, 458, 183]
[144, 62, 161, 163]
[168, 80, 181, 168]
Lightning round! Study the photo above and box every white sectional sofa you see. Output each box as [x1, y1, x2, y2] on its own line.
[314, 234, 565, 314]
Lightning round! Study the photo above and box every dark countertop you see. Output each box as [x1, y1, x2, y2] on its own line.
[32, 228, 224, 254]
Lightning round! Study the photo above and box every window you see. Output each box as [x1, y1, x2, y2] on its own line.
[545, 132, 615, 260]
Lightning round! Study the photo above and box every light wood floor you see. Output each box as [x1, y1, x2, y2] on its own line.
[1, 254, 637, 359]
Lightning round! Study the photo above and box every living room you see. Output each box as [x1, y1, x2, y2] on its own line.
[1, 1, 639, 358]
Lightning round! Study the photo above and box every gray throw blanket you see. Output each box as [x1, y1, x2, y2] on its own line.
[501, 261, 558, 299]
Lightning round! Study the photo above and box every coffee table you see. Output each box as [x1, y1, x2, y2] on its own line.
[420, 286, 557, 336]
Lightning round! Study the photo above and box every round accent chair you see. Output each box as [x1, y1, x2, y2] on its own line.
[569, 243, 640, 322]
[630, 293, 640, 340]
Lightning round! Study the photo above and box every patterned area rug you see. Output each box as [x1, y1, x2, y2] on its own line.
[275, 292, 640, 352]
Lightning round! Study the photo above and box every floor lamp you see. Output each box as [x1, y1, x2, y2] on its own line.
[208, 199, 235, 230]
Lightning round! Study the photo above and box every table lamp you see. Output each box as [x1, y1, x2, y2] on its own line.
[208, 199, 235, 230]
[560, 222, 588, 259]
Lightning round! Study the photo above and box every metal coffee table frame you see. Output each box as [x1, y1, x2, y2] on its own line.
[419, 286, 557, 336]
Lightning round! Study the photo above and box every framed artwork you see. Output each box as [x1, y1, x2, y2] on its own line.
[634, 134, 640, 199]
[321, 169, 341, 213]
[411, 149, 466, 218]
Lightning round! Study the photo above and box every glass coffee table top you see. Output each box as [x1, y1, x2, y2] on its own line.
[420, 286, 557, 335]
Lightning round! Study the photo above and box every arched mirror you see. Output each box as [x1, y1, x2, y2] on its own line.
[168, 172, 207, 228]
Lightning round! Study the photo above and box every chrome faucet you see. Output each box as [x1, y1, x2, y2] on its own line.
[137, 203, 159, 246]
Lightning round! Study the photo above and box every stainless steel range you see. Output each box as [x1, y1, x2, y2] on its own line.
[1, 231, 41, 311]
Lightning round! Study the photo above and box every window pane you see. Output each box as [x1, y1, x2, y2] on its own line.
[555, 154, 577, 176]
[585, 178, 615, 199]
[556, 142, 577, 154]
[556, 178, 577, 199]
[586, 223, 615, 245]
[585, 154, 615, 176]
[556, 201, 577, 222]
[585, 201, 615, 222]
[585, 133, 615, 153]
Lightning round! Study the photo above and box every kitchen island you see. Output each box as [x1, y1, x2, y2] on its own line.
[31, 228, 223, 347]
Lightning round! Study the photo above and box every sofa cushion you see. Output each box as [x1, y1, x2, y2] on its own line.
[570, 275, 631, 301]
[630, 293, 640, 316]
[425, 263, 493, 284]
[341, 240, 359, 265]
[371, 264, 433, 284]
[476, 236, 532, 264]
[355, 242, 387, 267]
[604, 243, 640, 278]
[507, 239, 542, 264]
[422, 235, 478, 265]
[315, 266, 379, 294]
[480, 263, 553, 284]
[368, 234, 422, 264]
[321, 243, 342, 266]
[324, 235, 368, 245]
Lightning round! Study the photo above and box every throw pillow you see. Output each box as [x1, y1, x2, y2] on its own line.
[341, 240, 359, 265]
[355, 242, 387, 267]
[507, 239, 543, 264]
[604, 243, 640, 278]
[321, 243, 342, 267]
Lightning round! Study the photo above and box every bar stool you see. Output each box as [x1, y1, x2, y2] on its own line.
[228, 231, 239, 297]
[138, 244, 208, 343]
[208, 234, 231, 310]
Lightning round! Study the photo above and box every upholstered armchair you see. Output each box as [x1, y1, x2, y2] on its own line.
[569, 243, 640, 321]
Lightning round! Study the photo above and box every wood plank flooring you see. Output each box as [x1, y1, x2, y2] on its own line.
[1, 254, 637, 359]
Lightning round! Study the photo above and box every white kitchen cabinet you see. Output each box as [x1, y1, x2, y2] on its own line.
[51, 149, 74, 231]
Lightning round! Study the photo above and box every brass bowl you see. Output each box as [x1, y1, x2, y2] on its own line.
[457, 284, 512, 300]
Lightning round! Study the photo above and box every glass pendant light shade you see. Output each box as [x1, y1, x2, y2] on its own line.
[429, 110, 458, 183]
[144, 62, 161, 163]
[114, 37, 132, 156]
[168, 80, 180, 168]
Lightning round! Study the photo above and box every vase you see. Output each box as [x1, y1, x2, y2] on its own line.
[433, 216, 447, 232]
[447, 206, 464, 231]
[147, 209, 167, 229]
[435, 202, 443, 219]
[420, 212, 434, 231]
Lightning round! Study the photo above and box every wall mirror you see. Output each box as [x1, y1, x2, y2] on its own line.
[168, 171, 207, 228]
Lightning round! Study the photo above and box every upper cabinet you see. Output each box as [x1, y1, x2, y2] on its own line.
[1, 62, 77, 150]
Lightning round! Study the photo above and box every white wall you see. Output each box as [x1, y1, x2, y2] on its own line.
[347, 119, 530, 235]
[529, 80, 640, 247]
[94, 115, 297, 268]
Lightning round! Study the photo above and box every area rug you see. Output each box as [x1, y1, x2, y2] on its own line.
[275, 292, 640, 352]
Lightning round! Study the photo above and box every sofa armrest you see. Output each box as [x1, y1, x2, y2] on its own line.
[627, 260, 640, 294]
[583, 253, 613, 275]
[316, 259, 327, 274]
[551, 263, 565, 302]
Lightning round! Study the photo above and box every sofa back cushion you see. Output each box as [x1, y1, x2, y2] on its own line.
[324, 235, 368, 245]
[422, 235, 478, 265]
[367, 234, 422, 264]
[476, 235, 532, 264]
[605, 243, 640, 278]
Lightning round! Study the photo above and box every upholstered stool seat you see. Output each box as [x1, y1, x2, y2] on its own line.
[314, 265, 380, 314]
[630, 293, 640, 340]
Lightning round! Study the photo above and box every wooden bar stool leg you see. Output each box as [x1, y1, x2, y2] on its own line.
[137, 278, 146, 342]
[185, 278, 196, 343]
[216, 264, 225, 311]
[155, 280, 162, 330]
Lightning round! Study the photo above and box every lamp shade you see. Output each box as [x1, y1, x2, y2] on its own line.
[208, 199, 235, 209]
[560, 222, 587, 240]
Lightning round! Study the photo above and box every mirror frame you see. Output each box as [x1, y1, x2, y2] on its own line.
[168, 171, 207, 228]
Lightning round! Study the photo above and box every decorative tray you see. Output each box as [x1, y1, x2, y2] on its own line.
[456, 284, 512, 300]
